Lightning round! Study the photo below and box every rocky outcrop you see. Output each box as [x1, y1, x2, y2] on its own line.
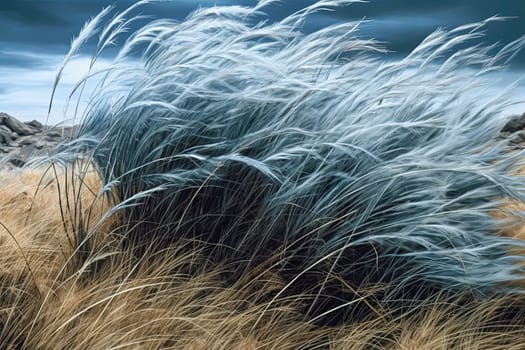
[499, 112, 525, 146]
[0, 112, 75, 168]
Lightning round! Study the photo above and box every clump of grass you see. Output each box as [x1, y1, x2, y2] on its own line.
[53, 0, 525, 321]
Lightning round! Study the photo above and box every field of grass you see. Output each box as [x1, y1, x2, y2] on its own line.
[2, 165, 525, 349]
[2, 1, 525, 348]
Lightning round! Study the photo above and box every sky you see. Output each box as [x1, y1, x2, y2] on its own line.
[0, 0, 524, 124]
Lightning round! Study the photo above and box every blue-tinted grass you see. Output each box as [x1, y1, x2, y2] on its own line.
[51, 0, 525, 322]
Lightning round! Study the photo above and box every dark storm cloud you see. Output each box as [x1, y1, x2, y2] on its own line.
[0, 0, 253, 56]
[1, 0, 524, 123]
[0, 0, 524, 65]
[332, 0, 525, 58]
[0, 1, 66, 25]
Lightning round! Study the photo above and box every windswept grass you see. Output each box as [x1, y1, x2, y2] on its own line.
[2, 0, 525, 348]
[2, 166, 525, 349]
[57, 0, 525, 317]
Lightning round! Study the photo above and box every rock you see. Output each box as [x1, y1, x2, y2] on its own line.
[0, 112, 76, 168]
[44, 130, 63, 139]
[17, 136, 36, 146]
[501, 112, 525, 134]
[497, 112, 525, 149]
[0, 112, 36, 136]
[0, 125, 13, 145]
[0, 125, 11, 134]
[25, 120, 43, 131]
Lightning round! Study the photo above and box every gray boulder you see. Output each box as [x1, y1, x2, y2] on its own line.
[0, 125, 13, 145]
[0, 112, 37, 136]
[0, 112, 76, 168]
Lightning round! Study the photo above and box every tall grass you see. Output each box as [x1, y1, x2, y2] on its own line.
[56, 0, 525, 318]
[2, 0, 525, 347]
[2, 166, 525, 349]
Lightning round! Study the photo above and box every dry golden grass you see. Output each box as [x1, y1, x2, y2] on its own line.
[1, 164, 525, 349]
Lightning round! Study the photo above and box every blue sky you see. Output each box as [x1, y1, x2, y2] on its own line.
[0, 0, 524, 124]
